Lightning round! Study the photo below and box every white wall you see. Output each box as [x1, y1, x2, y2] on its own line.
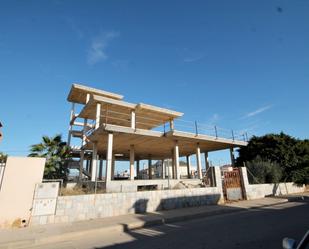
[0, 157, 45, 228]
[240, 167, 305, 200]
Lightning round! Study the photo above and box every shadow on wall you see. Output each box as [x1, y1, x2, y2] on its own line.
[132, 199, 149, 213]
[131, 194, 222, 214]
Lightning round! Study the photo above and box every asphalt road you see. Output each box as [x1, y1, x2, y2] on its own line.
[23, 201, 309, 249]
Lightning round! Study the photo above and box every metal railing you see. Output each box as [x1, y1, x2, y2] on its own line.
[72, 108, 250, 142]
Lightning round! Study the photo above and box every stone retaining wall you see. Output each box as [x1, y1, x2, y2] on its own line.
[30, 187, 222, 226]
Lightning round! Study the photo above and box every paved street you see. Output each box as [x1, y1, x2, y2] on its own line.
[12, 199, 308, 249]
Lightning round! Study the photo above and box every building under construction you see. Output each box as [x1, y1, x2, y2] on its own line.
[67, 84, 247, 192]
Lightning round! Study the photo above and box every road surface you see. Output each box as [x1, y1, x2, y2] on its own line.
[20, 200, 309, 249]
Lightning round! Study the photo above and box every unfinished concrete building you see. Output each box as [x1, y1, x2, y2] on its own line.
[67, 84, 247, 192]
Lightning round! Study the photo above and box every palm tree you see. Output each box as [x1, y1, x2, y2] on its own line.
[0, 152, 7, 163]
[29, 134, 71, 180]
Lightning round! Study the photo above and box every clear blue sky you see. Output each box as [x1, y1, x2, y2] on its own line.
[0, 0, 308, 166]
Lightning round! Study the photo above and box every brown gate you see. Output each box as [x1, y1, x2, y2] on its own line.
[223, 168, 244, 201]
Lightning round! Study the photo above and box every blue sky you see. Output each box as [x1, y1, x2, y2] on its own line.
[0, 0, 308, 166]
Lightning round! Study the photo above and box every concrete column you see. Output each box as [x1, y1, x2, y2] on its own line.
[136, 160, 140, 179]
[67, 102, 75, 146]
[79, 150, 85, 180]
[86, 93, 90, 103]
[240, 167, 249, 200]
[130, 145, 135, 180]
[230, 147, 235, 167]
[131, 110, 136, 129]
[105, 133, 113, 185]
[205, 152, 210, 171]
[169, 119, 174, 131]
[86, 159, 89, 172]
[111, 154, 115, 180]
[91, 142, 98, 181]
[98, 159, 103, 180]
[79, 118, 88, 181]
[161, 160, 165, 179]
[174, 141, 180, 180]
[196, 144, 202, 179]
[95, 103, 101, 130]
[186, 155, 191, 179]
[171, 150, 175, 179]
[213, 166, 224, 203]
[148, 157, 152, 179]
[82, 118, 88, 146]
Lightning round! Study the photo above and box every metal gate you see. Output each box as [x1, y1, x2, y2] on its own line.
[223, 168, 244, 201]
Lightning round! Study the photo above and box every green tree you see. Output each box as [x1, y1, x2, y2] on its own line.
[29, 134, 71, 180]
[245, 156, 282, 184]
[237, 133, 309, 184]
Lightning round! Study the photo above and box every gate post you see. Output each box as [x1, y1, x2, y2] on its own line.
[239, 167, 250, 200]
[213, 166, 224, 203]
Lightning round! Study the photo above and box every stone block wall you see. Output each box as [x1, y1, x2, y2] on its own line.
[30, 187, 222, 226]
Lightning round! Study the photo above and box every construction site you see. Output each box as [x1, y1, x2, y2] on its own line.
[66, 84, 247, 193]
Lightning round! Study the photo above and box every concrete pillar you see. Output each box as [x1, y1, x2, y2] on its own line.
[130, 145, 135, 180]
[169, 119, 174, 131]
[86, 93, 90, 103]
[98, 159, 103, 180]
[79, 118, 88, 181]
[230, 147, 235, 167]
[161, 160, 165, 179]
[136, 160, 140, 179]
[186, 155, 191, 179]
[148, 157, 152, 179]
[95, 103, 101, 130]
[91, 142, 98, 181]
[240, 167, 249, 200]
[86, 159, 89, 172]
[67, 102, 75, 146]
[171, 149, 175, 179]
[105, 133, 113, 185]
[82, 118, 88, 146]
[196, 144, 202, 179]
[131, 110, 136, 129]
[205, 152, 210, 171]
[79, 150, 85, 180]
[111, 154, 115, 180]
[213, 166, 224, 203]
[174, 141, 180, 180]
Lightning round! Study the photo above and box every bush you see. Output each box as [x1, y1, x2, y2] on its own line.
[245, 156, 283, 184]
